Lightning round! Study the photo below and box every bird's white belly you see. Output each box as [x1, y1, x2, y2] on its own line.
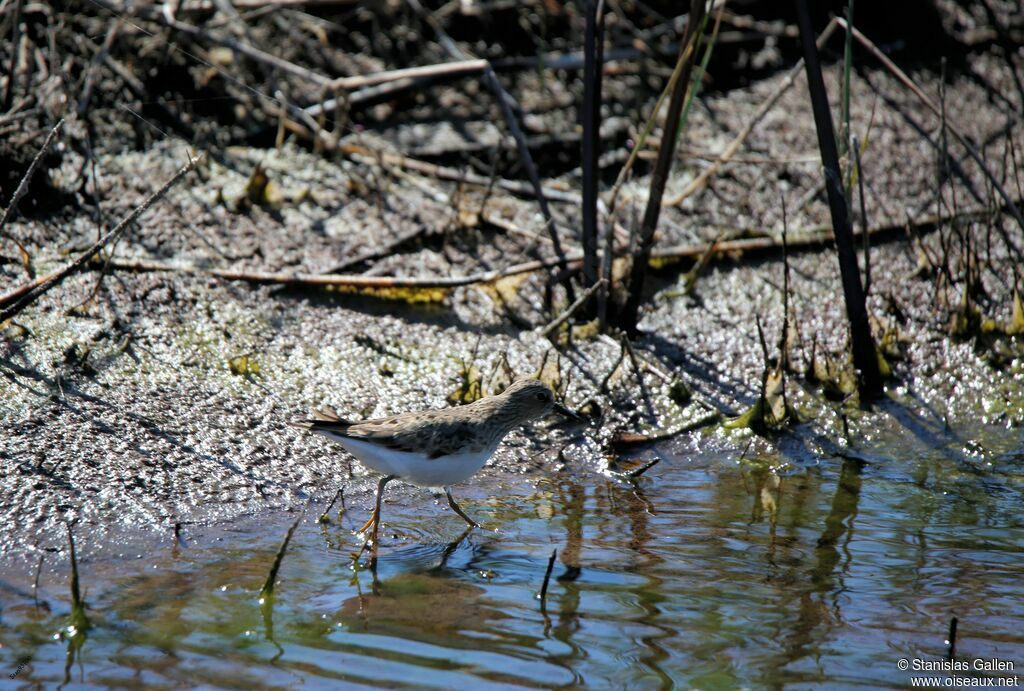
[320, 432, 494, 487]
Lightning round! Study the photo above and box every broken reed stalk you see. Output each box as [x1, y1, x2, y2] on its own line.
[839, 0, 854, 161]
[662, 18, 839, 207]
[581, 0, 606, 304]
[755, 314, 770, 404]
[318, 487, 345, 524]
[539, 548, 557, 612]
[0, 154, 201, 323]
[65, 522, 89, 633]
[616, 0, 708, 335]
[608, 412, 721, 450]
[626, 458, 661, 478]
[178, 0, 361, 9]
[852, 137, 871, 297]
[259, 510, 304, 601]
[0, 118, 65, 234]
[676, 3, 723, 140]
[33, 554, 44, 608]
[835, 17, 1024, 234]
[306, 46, 668, 119]
[325, 56, 563, 112]
[486, 63, 573, 299]
[48, 203, 1007, 303]
[605, 33, 696, 215]
[794, 0, 882, 399]
[330, 59, 489, 91]
[598, 19, 711, 329]
[66, 523, 83, 611]
[541, 279, 607, 339]
[779, 196, 791, 413]
[90, 255, 566, 292]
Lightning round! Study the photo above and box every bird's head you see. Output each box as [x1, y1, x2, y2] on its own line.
[499, 379, 580, 422]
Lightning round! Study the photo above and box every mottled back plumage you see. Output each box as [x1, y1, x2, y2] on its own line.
[292, 379, 558, 460]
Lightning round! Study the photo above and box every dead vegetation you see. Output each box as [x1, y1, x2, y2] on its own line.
[1, 0, 1024, 539]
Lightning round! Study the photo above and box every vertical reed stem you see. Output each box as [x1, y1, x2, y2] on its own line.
[581, 0, 606, 311]
[616, 0, 707, 335]
[794, 0, 882, 399]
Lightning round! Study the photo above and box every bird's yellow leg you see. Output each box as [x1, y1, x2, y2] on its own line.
[357, 512, 376, 535]
[359, 475, 396, 551]
[445, 487, 480, 528]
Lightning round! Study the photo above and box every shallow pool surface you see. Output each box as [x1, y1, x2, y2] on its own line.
[2, 419, 1023, 689]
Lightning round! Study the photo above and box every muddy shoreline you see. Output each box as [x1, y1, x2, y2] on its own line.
[2, 2, 1024, 685]
[0, 0, 1021, 573]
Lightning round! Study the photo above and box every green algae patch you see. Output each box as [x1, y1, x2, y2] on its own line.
[325, 283, 452, 304]
[228, 354, 261, 376]
[448, 360, 484, 405]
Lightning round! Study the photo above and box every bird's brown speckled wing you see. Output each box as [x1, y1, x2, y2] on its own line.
[298, 409, 487, 459]
[348, 414, 486, 458]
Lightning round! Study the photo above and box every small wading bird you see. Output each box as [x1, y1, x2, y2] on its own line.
[291, 379, 579, 549]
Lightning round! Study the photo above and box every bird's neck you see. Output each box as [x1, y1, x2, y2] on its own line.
[474, 394, 527, 444]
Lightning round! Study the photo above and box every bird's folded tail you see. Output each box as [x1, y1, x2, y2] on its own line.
[288, 405, 356, 433]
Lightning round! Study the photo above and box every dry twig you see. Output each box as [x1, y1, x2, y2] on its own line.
[342, 144, 581, 205]
[541, 279, 607, 339]
[40, 204, 1005, 302]
[662, 18, 839, 207]
[0, 154, 201, 322]
[836, 17, 1024, 233]
[0, 118, 65, 235]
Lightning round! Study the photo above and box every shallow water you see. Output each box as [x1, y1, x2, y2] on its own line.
[2, 418, 1023, 689]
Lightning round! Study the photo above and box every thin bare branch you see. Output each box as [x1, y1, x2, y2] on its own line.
[662, 18, 839, 207]
[0, 117, 65, 234]
[541, 279, 607, 339]
[14, 204, 1000, 306]
[836, 17, 1024, 233]
[0, 154, 201, 322]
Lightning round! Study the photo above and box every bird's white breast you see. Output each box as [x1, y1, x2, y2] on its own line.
[319, 432, 496, 487]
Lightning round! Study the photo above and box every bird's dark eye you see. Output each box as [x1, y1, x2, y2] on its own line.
[535, 392, 548, 401]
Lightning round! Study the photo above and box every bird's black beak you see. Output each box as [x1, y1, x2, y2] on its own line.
[553, 402, 583, 422]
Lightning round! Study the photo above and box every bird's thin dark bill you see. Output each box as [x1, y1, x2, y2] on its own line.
[553, 403, 583, 421]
